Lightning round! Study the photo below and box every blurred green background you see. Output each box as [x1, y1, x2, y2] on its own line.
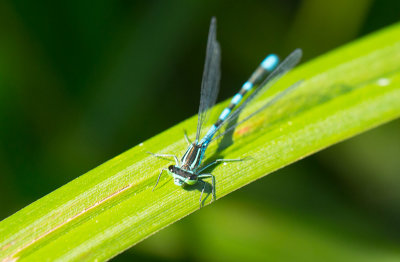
[1, 0, 400, 261]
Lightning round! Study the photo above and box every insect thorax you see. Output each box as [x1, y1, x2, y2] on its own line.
[180, 143, 206, 171]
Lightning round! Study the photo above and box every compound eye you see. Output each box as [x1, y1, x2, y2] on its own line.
[168, 165, 174, 172]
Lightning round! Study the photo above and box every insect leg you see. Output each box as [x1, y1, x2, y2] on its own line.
[199, 180, 206, 208]
[198, 173, 216, 201]
[147, 151, 180, 166]
[198, 158, 245, 173]
[153, 168, 168, 191]
[183, 130, 192, 145]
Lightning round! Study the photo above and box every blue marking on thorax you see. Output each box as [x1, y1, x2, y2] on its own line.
[243, 81, 253, 91]
[189, 148, 202, 170]
[196, 145, 208, 170]
[261, 54, 279, 71]
[231, 93, 242, 105]
[219, 108, 231, 120]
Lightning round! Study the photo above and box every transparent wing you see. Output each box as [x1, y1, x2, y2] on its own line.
[196, 17, 221, 142]
[211, 80, 303, 142]
[211, 48, 302, 142]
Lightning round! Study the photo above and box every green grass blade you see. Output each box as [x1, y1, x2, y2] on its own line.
[1, 23, 400, 261]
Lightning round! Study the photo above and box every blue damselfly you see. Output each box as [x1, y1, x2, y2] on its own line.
[149, 17, 302, 206]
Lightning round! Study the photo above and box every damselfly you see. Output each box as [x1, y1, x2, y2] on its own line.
[149, 17, 302, 206]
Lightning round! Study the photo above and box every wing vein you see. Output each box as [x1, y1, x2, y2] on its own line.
[196, 17, 221, 142]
